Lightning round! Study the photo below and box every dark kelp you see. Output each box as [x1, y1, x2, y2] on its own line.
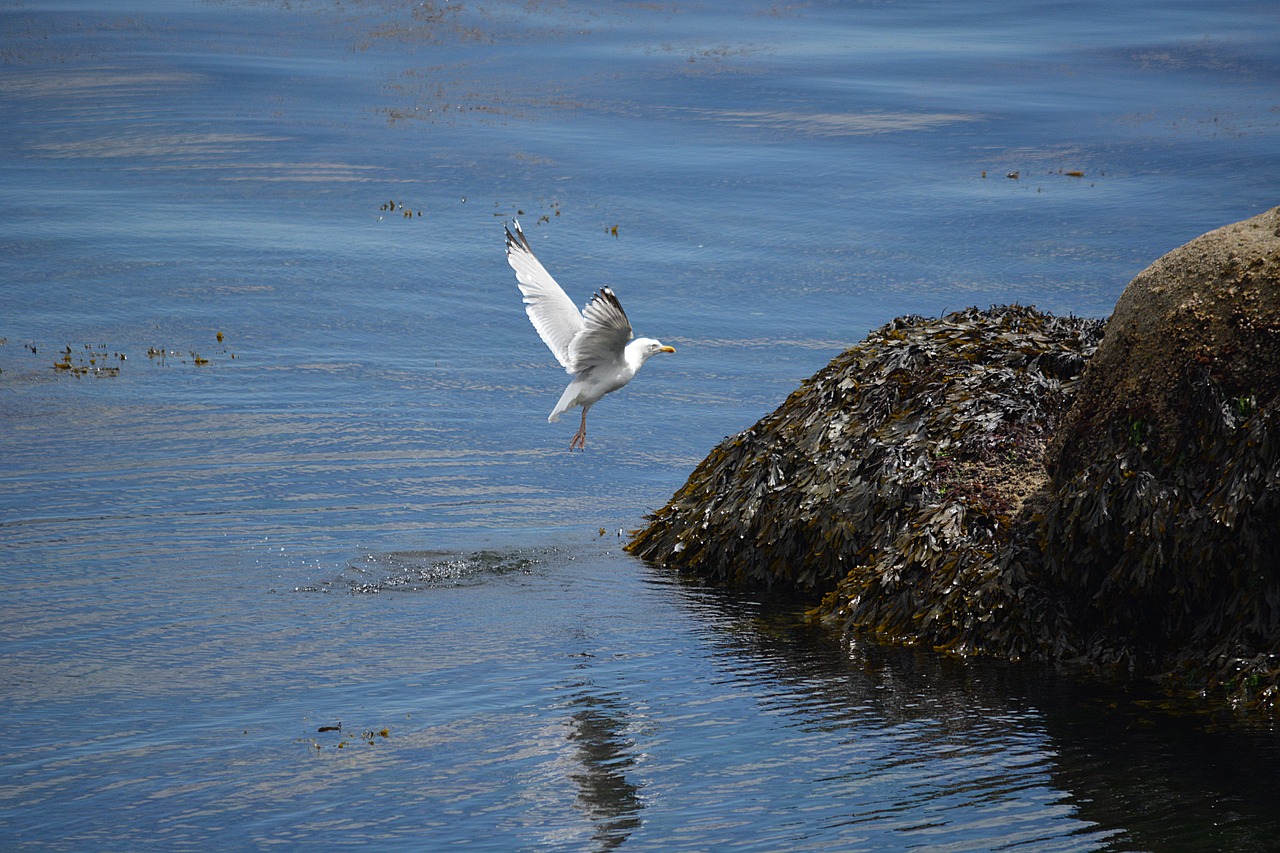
[628, 305, 1102, 658]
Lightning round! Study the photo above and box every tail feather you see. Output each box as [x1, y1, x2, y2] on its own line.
[549, 383, 579, 423]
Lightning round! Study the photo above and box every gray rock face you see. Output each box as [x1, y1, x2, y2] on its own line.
[1051, 205, 1280, 476]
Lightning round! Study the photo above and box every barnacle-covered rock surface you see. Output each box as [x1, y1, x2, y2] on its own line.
[627, 305, 1102, 659]
[1043, 205, 1280, 711]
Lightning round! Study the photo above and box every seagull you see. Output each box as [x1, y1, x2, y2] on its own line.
[505, 220, 675, 451]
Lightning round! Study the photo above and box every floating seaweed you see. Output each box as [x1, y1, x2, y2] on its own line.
[50, 343, 124, 378]
[307, 722, 392, 751]
[4, 336, 239, 377]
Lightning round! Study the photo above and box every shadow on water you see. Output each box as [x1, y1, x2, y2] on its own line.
[561, 691, 645, 851]
[649, 571, 1280, 853]
[1031, 684, 1280, 853]
[346, 547, 647, 848]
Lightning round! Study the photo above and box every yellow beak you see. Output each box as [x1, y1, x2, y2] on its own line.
[660, 345, 676, 353]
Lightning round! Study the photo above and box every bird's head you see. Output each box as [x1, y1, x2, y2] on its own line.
[625, 338, 676, 371]
[629, 337, 676, 364]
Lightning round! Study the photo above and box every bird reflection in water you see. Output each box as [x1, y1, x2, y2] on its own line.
[565, 693, 643, 850]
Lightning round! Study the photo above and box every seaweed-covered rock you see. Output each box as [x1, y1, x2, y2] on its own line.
[627, 305, 1102, 657]
[1043, 206, 1280, 710]
[1050, 206, 1280, 475]
[629, 208, 1280, 714]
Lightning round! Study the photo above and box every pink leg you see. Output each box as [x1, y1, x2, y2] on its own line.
[569, 407, 589, 451]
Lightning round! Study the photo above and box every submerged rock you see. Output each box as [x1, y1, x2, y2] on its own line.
[627, 305, 1102, 658]
[629, 206, 1280, 714]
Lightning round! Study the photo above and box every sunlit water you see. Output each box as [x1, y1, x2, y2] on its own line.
[2, 1, 1279, 849]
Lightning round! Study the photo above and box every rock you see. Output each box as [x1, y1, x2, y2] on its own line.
[1050, 205, 1280, 475]
[627, 305, 1102, 658]
[628, 207, 1280, 714]
[1042, 206, 1280, 710]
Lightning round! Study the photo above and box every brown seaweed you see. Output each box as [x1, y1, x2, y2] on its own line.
[1042, 367, 1280, 711]
[629, 299, 1279, 713]
[628, 305, 1102, 658]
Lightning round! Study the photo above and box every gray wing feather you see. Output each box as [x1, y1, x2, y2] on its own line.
[568, 287, 633, 372]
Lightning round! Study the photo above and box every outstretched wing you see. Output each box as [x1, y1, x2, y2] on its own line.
[568, 287, 633, 373]
[505, 220, 583, 371]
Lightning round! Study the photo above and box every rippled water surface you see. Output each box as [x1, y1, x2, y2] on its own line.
[3, 0, 1280, 849]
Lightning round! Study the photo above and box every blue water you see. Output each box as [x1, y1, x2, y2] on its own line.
[3, 0, 1280, 849]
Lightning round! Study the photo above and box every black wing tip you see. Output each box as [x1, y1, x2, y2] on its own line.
[504, 218, 531, 254]
[589, 286, 627, 316]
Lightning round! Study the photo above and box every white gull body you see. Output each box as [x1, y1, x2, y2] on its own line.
[504, 220, 675, 451]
